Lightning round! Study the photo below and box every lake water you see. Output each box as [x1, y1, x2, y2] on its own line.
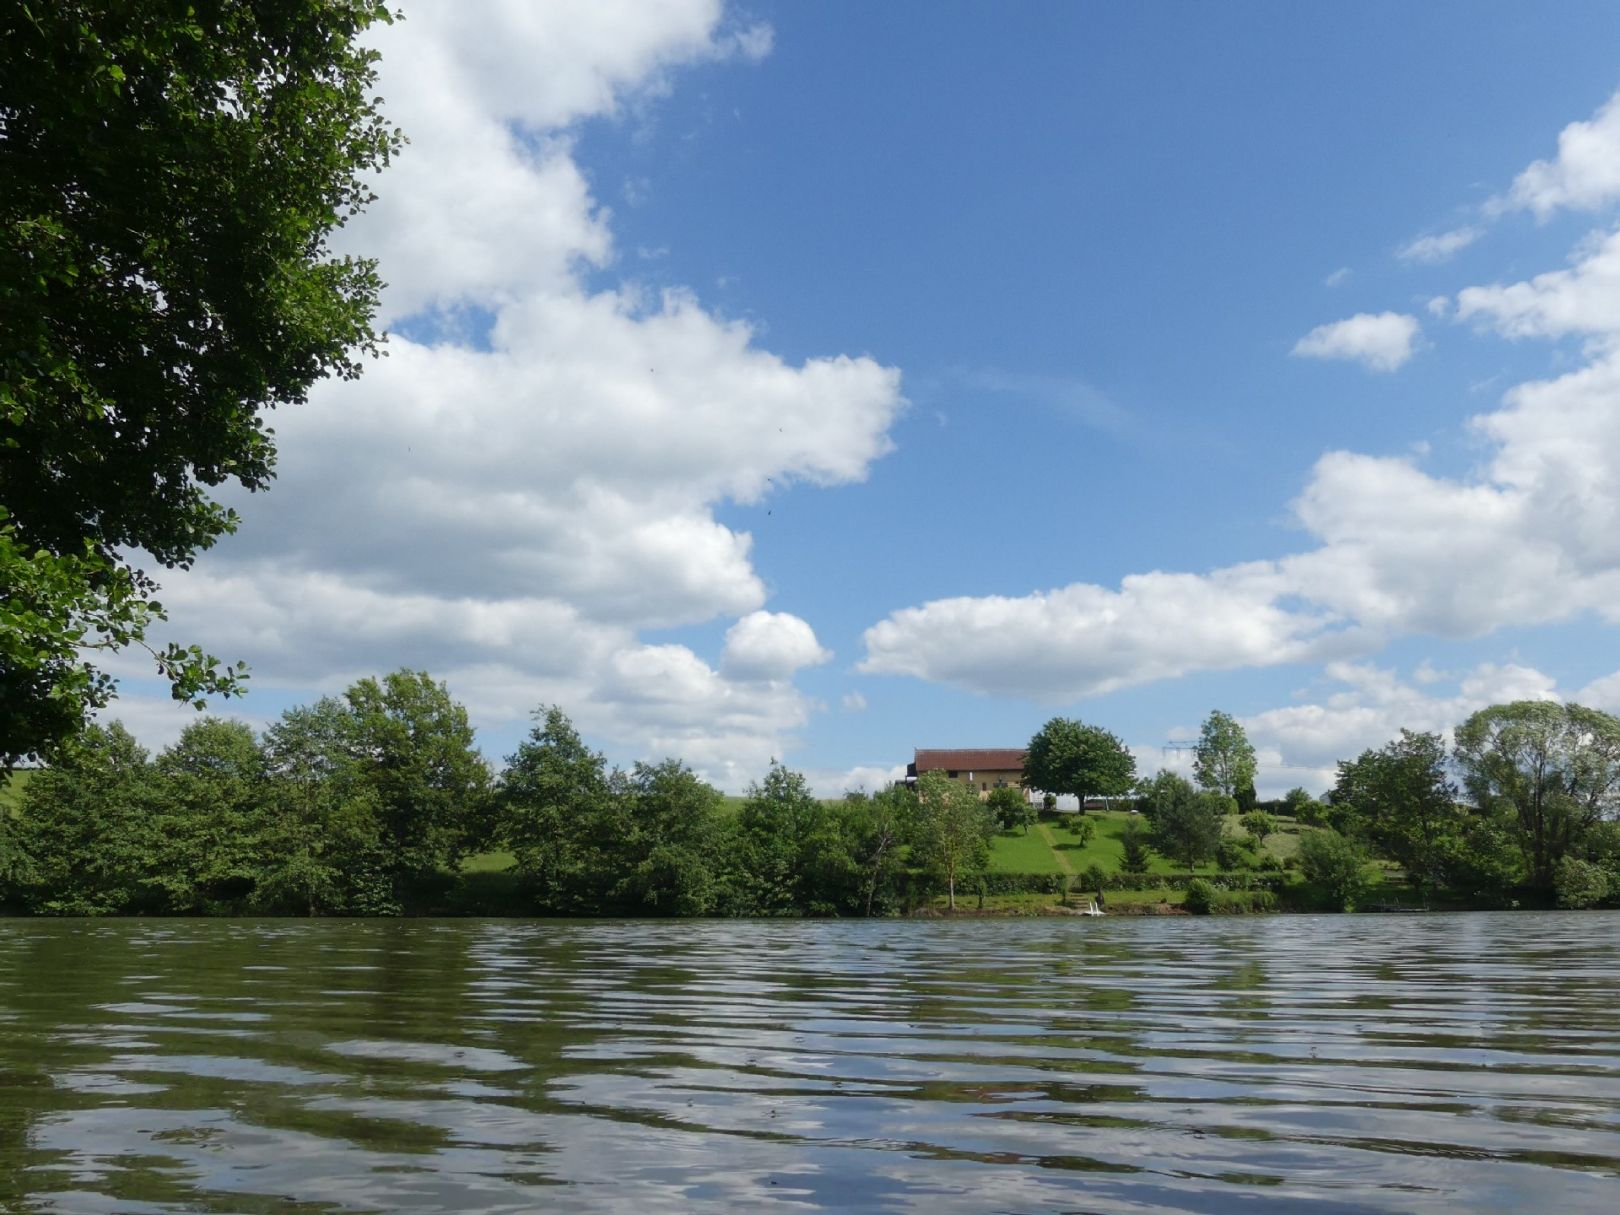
[1, 913, 1617, 1213]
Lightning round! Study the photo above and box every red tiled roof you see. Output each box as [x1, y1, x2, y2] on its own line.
[913, 748, 1026, 772]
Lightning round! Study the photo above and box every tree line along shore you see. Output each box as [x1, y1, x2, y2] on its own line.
[2, 669, 1618, 917]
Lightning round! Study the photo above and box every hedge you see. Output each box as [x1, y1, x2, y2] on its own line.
[975, 871, 1291, 897]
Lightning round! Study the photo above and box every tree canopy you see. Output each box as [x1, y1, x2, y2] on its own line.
[1151, 783, 1227, 869]
[1022, 717, 1136, 810]
[986, 784, 1033, 834]
[1, 0, 401, 767]
[1332, 729, 1459, 897]
[912, 771, 992, 910]
[1453, 700, 1620, 890]
[1192, 710, 1256, 799]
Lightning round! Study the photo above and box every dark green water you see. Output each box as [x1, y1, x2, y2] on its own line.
[1, 914, 1617, 1214]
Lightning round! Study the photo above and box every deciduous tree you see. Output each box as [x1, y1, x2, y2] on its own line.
[1454, 701, 1620, 890]
[842, 784, 917, 916]
[618, 759, 724, 916]
[499, 706, 618, 913]
[10, 722, 155, 913]
[1332, 729, 1459, 899]
[735, 762, 826, 915]
[1023, 717, 1136, 812]
[1, 0, 401, 766]
[986, 785, 1034, 834]
[1192, 710, 1256, 800]
[1298, 827, 1373, 911]
[344, 670, 489, 893]
[913, 771, 992, 910]
[260, 696, 391, 914]
[148, 717, 267, 910]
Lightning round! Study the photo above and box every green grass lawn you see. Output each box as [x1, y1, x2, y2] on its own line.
[1044, 812, 1137, 871]
[986, 828, 1067, 874]
[462, 850, 515, 874]
[0, 768, 34, 815]
[1260, 828, 1300, 860]
[1099, 886, 1179, 906]
[1016, 810, 1227, 876]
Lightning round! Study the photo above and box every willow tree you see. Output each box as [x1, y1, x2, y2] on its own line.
[1454, 701, 1620, 890]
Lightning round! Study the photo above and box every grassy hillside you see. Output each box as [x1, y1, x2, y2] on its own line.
[465, 809, 1296, 886]
[990, 809, 1244, 877]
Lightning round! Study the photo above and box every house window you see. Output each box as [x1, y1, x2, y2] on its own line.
[946, 770, 958, 778]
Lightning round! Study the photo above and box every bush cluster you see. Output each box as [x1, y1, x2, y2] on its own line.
[1182, 878, 1277, 915]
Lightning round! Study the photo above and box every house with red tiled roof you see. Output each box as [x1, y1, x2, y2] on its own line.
[906, 748, 1028, 798]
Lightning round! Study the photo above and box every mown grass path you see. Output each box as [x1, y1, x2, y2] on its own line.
[1034, 822, 1075, 875]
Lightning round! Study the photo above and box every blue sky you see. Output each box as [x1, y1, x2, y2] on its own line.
[114, 1, 1620, 795]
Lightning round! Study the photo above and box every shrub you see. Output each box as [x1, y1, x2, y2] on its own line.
[1212, 888, 1277, 914]
[1555, 857, 1613, 909]
[1294, 800, 1327, 827]
[1183, 878, 1216, 915]
[1170, 879, 1280, 915]
[1240, 810, 1277, 840]
[1215, 837, 1258, 870]
[975, 872, 1064, 895]
[1297, 827, 1372, 911]
[1120, 817, 1153, 874]
[987, 785, 1035, 833]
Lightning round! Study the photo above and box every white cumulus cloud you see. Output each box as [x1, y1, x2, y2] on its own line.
[1497, 89, 1620, 219]
[1292, 312, 1421, 371]
[862, 565, 1348, 701]
[1398, 226, 1481, 265]
[863, 228, 1620, 703]
[721, 612, 833, 681]
[1236, 661, 1561, 797]
[1455, 226, 1620, 340]
[860, 92, 1620, 708]
[127, 1, 905, 789]
[860, 335, 1620, 701]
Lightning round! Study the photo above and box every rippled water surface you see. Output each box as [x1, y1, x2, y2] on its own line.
[2, 914, 1618, 1213]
